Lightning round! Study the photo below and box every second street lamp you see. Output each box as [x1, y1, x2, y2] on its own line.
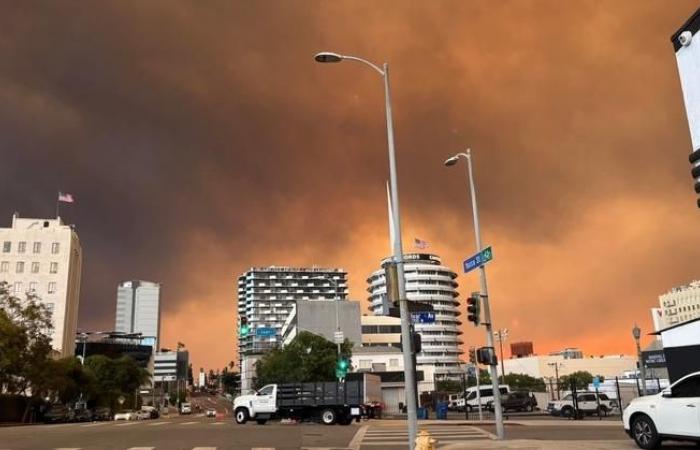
[315, 51, 418, 449]
[444, 149, 505, 440]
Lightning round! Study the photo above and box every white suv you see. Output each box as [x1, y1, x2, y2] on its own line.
[546, 392, 616, 417]
[623, 371, 700, 449]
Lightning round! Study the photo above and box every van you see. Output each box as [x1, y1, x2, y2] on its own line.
[180, 402, 192, 414]
[463, 385, 510, 411]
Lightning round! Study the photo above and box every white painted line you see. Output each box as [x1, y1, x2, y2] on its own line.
[54, 448, 82, 450]
[181, 421, 198, 425]
[348, 424, 368, 450]
[192, 448, 217, 450]
[148, 421, 169, 426]
[80, 422, 108, 427]
[115, 421, 139, 426]
[211, 422, 225, 425]
[126, 448, 155, 450]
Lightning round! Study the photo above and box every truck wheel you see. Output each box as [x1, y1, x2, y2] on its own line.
[631, 414, 660, 450]
[321, 408, 337, 425]
[235, 408, 249, 424]
[256, 419, 267, 425]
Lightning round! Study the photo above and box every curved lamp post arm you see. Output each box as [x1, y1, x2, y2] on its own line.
[339, 55, 385, 76]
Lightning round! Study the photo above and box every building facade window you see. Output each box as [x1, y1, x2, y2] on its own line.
[50, 262, 58, 274]
[29, 282, 37, 292]
[16, 261, 24, 273]
[51, 242, 60, 254]
[31, 262, 40, 273]
[0, 261, 8, 273]
[33, 242, 41, 254]
[14, 282, 22, 294]
[18, 241, 26, 253]
[48, 282, 56, 294]
[3, 241, 10, 253]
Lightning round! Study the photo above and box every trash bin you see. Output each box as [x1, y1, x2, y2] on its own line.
[436, 402, 449, 420]
[417, 407, 429, 420]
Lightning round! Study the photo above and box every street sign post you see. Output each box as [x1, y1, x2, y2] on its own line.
[463, 246, 493, 273]
[255, 327, 276, 337]
[334, 331, 344, 344]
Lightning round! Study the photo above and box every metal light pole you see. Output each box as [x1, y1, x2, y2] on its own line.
[547, 362, 563, 400]
[314, 275, 343, 355]
[632, 324, 646, 396]
[445, 149, 505, 440]
[316, 51, 418, 449]
[494, 329, 508, 381]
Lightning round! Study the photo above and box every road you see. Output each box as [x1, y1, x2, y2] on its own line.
[1, 416, 697, 449]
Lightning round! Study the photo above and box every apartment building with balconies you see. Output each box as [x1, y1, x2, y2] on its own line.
[658, 280, 700, 328]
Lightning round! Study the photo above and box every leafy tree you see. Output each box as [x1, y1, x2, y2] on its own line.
[85, 355, 150, 410]
[0, 282, 57, 421]
[254, 331, 353, 388]
[436, 379, 463, 393]
[560, 371, 594, 390]
[500, 373, 546, 392]
[220, 371, 240, 395]
[466, 369, 491, 387]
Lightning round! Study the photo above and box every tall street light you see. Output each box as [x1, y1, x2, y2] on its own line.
[315, 51, 418, 449]
[444, 149, 505, 440]
[632, 323, 647, 396]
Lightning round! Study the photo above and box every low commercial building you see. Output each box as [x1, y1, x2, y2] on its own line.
[503, 353, 636, 380]
[360, 315, 401, 348]
[653, 316, 700, 382]
[74, 331, 153, 369]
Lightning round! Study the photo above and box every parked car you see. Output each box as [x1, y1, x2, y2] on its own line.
[547, 392, 615, 418]
[73, 408, 94, 422]
[447, 393, 462, 411]
[44, 405, 74, 423]
[205, 409, 216, 418]
[114, 410, 137, 421]
[623, 370, 700, 449]
[180, 402, 192, 414]
[140, 406, 159, 419]
[93, 407, 112, 421]
[487, 390, 538, 412]
[135, 410, 151, 420]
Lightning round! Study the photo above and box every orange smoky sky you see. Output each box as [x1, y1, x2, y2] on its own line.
[1, 1, 699, 372]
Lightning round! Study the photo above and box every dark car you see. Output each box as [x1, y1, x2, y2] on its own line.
[93, 407, 112, 421]
[73, 408, 93, 422]
[487, 391, 538, 412]
[43, 405, 74, 423]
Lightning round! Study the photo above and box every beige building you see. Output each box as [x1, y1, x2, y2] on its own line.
[361, 314, 401, 348]
[503, 353, 636, 380]
[658, 281, 700, 328]
[0, 214, 82, 356]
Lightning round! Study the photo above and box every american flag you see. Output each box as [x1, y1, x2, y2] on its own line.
[58, 192, 75, 203]
[414, 238, 429, 249]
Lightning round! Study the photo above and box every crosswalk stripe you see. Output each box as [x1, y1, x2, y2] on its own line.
[211, 422, 225, 425]
[147, 421, 169, 426]
[115, 422, 139, 426]
[54, 448, 81, 450]
[80, 422, 108, 427]
[126, 447, 155, 450]
[181, 421, 198, 425]
[192, 448, 217, 450]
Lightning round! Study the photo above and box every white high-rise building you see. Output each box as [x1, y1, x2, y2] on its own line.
[0, 213, 82, 356]
[367, 253, 464, 379]
[658, 281, 700, 328]
[115, 280, 161, 350]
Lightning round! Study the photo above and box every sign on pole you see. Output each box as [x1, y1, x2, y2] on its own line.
[334, 331, 344, 344]
[411, 312, 436, 324]
[463, 246, 493, 273]
[255, 327, 276, 337]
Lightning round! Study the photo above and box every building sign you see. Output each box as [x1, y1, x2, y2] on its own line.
[642, 350, 667, 368]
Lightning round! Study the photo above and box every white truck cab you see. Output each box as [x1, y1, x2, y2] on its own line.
[234, 384, 277, 425]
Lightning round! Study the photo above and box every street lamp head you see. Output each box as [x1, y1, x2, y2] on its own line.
[314, 52, 343, 63]
[444, 155, 460, 166]
[632, 323, 641, 340]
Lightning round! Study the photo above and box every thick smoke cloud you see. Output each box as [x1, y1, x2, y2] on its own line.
[1, 1, 698, 370]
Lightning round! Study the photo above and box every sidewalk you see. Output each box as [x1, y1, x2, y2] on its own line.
[370, 419, 622, 427]
[440, 439, 635, 449]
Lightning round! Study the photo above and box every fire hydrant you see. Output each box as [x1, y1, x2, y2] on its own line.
[415, 430, 437, 450]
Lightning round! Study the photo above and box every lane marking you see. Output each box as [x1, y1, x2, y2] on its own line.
[192, 448, 217, 450]
[148, 422, 169, 426]
[181, 421, 198, 425]
[126, 448, 155, 450]
[115, 421, 139, 426]
[80, 422, 108, 427]
[348, 424, 368, 450]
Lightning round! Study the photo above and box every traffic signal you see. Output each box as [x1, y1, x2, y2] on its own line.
[336, 357, 349, 380]
[239, 316, 250, 337]
[467, 292, 481, 326]
[691, 149, 700, 208]
[384, 262, 400, 306]
[469, 347, 477, 365]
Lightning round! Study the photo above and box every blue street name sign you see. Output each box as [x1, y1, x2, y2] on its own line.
[463, 246, 493, 273]
[411, 312, 436, 324]
[593, 376, 601, 389]
[255, 327, 276, 337]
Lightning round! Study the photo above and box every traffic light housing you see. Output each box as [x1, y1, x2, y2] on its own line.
[336, 357, 349, 380]
[384, 262, 400, 307]
[469, 347, 477, 365]
[239, 316, 250, 337]
[467, 292, 481, 326]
